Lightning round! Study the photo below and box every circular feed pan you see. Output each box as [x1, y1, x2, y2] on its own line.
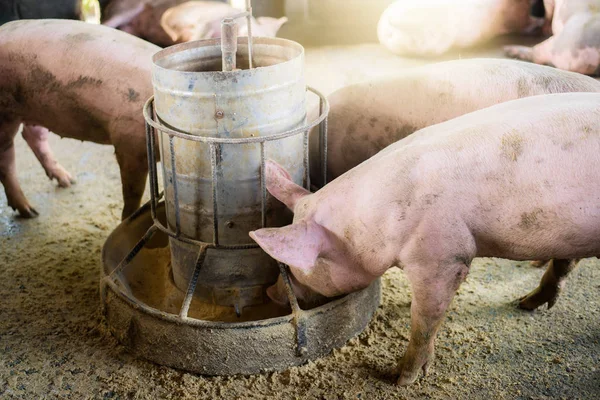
[100, 202, 381, 375]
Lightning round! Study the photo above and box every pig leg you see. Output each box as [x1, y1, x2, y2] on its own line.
[0, 119, 38, 217]
[114, 144, 148, 220]
[21, 124, 75, 188]
[398, 257, 471, 385]
[503, 36, 556, 66]
[518, 258, 578, 310]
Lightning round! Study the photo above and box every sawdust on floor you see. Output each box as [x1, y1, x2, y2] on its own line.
[1, 38, 600, 399]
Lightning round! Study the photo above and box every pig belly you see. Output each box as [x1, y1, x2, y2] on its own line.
[462, 132, 600, 260]
[372, 93, 600, 264]
[473, 197, 600, 261]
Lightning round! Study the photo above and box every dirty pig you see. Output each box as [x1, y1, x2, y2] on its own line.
[160, 1, 287, 44]
[309, 58, 600, 187]
[377, 0, 544, 56]
[0, 19, 159, 219]
[505, 0, 600, 75]
[251, 93, 600, 385]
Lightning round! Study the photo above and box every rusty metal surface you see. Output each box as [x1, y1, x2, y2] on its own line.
[100, 203, 382, 375]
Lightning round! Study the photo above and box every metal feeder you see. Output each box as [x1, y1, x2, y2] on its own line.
[100, 0, 381, 375]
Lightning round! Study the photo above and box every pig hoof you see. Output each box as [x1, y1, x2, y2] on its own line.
[49, 167, 75, 188]
[7, 198, 39, 218]
[517, 287, 558, 311]
[503, 45, 534, 62]
[56, 176, 76, 188]
[396, 357, 431, 386]
[397, 370, 420, 386]
[17, 205, 39, 218]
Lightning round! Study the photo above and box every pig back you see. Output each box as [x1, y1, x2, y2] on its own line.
[0, 19, 159, 143]
[312, 58, 600, 185]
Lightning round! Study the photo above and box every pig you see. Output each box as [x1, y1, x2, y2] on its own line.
[377, 0, 544, 56]
[102, 0, 286, 47]
[308, 58, 600, 271]
[504, 0, 600, 75]
[160, 1, 287, 44]
[101, 0, 180, 47]
[0, 19, 159, 220]
[250, 92, 600, 385]
[308, 58, 600, 188]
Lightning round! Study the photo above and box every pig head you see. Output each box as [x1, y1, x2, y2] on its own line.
[160, 1, 287, 43]
[102, 1, 178, 47]
[250, 161, 379, 305]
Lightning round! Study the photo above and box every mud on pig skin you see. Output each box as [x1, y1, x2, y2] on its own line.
[251, 92, 600, 385]
[377, 0, 544, 57]
[309, 58, 600, 187]
[505, 0, 600, 75]
[0, 19, 159, 220]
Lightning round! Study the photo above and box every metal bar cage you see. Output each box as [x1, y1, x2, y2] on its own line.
[104, 86, 329, 356]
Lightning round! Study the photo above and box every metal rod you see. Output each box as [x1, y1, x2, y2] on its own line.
[277, 263, 308, 356]
[108, 225, 158, 280]
[260, 141, 267, 228]
[151, 104, 160, 198]
[179, 245, 208, 319]
[246, 0, 253, 69]
[168, 135, 181, 236]
[319, 96, 328, 186]
[303, 130, 310, 190]
[221, 19, 238, 72]
[146, 114, 158, 221]
[210, 143, 220, 246]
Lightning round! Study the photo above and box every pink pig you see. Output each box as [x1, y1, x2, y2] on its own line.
[160, 1, 288, 43]
[505, 0, 600, 75]
[0, 19, 159, 219]
[308, 58, 600, 188]
[378, 0, 544, 57]
[251, 92, 600, 385]
[102, 0, 177, 47]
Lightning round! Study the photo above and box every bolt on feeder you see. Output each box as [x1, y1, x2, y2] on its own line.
[100, 0, 381, 375]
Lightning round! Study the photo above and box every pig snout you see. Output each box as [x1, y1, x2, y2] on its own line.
[266, 274, 330, 309]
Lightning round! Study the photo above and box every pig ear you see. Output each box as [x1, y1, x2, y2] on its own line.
[265, 160, 310, 210]
[256, 16, 288, 35]
[250, 220, 328, 271]
[159, 12, 179, 42]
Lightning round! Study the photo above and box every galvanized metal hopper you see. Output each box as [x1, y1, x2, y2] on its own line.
[100, 0, 381, 375]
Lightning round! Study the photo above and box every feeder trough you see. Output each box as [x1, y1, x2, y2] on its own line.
[100, 2, 381, 375]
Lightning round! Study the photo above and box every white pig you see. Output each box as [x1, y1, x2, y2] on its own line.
[378, 0, 544, 56]
[160, 1, 287, 43]
[309, 58, 600, 187]
[251, 93, 600, 385]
